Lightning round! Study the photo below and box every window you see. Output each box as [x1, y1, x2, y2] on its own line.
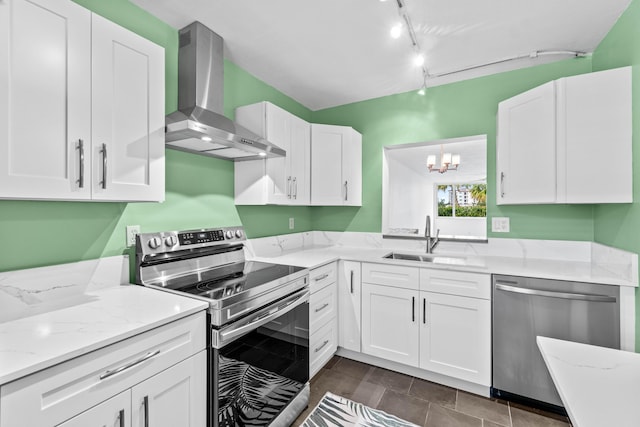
[437, 184, 486, 218]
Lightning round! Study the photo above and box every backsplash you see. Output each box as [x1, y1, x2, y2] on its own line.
[245, 231, 638, 284]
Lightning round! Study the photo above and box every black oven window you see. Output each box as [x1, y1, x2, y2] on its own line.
[217, 302, 309, 426]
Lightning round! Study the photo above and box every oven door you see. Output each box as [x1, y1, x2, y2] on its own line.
[212, 288, 310, 427]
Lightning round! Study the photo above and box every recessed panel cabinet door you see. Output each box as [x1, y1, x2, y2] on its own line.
[131, 351, 207, 427]
[0, 0, 91, 200]
[57, 390, 131, 427]
[496, 81, 556, 204]
[419, 292, 491, 385]
[338, 261, 361, 352]
[91, 14, 164, 202]
[361, 283, 419, 367]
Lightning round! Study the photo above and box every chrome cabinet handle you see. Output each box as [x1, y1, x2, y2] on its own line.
[287, 176, 291, 198]
[350, 270, 354, 293]
[293, 177, 297, 199]
[495, 283, 617, 302]
[143, 395, 149, 427]
[76, 139, 85, 188]
[100, 143, 107, 189]
[344, 181, 348, 201]
[412, 296, 415, 322]
[500, 172, 505, 198]
[99, 350, 160, 380]
[315, 302, 329, 313]
[314, 273, 329, 281]
[423, 298, 426, 324]
[118, 409, 125, 427]
[315, 339, 329, 353]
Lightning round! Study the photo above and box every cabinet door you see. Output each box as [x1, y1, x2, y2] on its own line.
[131, 351, 207, 427]
[311, 124, 345, 205]
[419, 292, 491, 385]
[338, 261, 361, 352]
[558, 67, 632, 203]
[361, 283, 419, 367]
[57, 390, 131, 427]
[0, 0, 91, 200]
[497, 81, 556, 204]
[288, 114, 311, 205]
[265, 102, 293, 204]
[342, 129, 362, 206]
[91, 14, 164, 202]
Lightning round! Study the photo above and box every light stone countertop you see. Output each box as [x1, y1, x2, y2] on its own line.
[0, 256, 208, 386]
[250, 245, 637, 287]
[537, 336, 640, 427]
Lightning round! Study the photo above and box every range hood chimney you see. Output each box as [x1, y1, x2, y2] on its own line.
[165, 22, 285, 161]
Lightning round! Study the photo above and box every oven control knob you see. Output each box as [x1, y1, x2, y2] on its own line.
[235, 229, 243, 239]
[165, 235, 178, 247]
[225, 230, 234, 239]
[148, 237, 162, 249]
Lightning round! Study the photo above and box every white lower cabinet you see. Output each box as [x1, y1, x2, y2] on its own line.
[58, 390, 131, 427]
[361, 283, 419, 367]
[359, 263, 491, 387]
[419, 292, 491, 386]
[1, 312, 207, 427]
[338, 261, 361, 352]
[309, 262, 338, 377]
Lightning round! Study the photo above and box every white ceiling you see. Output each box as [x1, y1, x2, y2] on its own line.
[130, 0, 631, 111]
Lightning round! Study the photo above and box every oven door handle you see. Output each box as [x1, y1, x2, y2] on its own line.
[213, 288, 310, 347]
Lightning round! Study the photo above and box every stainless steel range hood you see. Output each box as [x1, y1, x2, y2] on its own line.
[165, 22, 285, 161]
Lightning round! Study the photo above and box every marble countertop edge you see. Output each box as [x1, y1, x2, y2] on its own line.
[537, 336, 640, 427]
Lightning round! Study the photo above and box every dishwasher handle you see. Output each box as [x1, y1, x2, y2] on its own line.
[495, 283, 617, 303]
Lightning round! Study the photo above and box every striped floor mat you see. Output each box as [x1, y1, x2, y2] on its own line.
[301, 392, 418, 427]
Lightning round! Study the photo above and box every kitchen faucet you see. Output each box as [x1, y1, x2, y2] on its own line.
[425, 215, 440, 254]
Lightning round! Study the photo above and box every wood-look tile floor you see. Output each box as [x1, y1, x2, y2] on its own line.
[293, 356, 572, 427]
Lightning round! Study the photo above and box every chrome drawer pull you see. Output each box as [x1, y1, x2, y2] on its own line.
[118, 409, 125, 427]
[314, 273, 329, 281]
[99, 350, 160, 380]
[315, 303, 329, 313]
[315, 339, 329, 353]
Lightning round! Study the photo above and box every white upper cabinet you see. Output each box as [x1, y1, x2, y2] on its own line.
[311, 124, 362, 206]
[0, 0, 91, 200]
[235, 101, 311, 205]
[91, 14, 165, 202]
[0, 0, 165, 202]
[497, 66, 632, 205]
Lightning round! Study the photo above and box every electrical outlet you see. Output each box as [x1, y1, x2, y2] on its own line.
[289, 217, 295, 230]
[491, 217, 510, 233]
[126, 225, 141, 246]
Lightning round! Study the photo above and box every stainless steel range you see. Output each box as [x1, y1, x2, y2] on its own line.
[135, 227, 310, 427]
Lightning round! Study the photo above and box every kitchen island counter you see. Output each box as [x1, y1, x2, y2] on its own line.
[537, 336, 640, 427]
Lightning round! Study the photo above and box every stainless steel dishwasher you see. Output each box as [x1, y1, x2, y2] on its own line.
[492, 275, 619, 412]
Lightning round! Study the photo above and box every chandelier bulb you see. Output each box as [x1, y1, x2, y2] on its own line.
[390, 23, 403, 39]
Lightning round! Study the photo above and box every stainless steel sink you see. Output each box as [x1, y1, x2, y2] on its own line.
[383, 252, 469, 265]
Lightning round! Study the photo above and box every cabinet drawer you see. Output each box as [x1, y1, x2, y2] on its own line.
[310, 281, 336, 334]
[1, 311, 206, 427]
[420, 269, 491, 299]
[362, 263, 419, 290]
[310, 262, 337, 293]
[309, 319, 337, 378]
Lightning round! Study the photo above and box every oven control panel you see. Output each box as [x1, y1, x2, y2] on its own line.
[136, 226, 246, 254]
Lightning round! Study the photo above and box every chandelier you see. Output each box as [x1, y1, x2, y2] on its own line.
[427, 145, 460, 173]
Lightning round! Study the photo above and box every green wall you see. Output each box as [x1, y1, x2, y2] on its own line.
[590, 0, 640, 349]
[310, 59, 595, 240]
